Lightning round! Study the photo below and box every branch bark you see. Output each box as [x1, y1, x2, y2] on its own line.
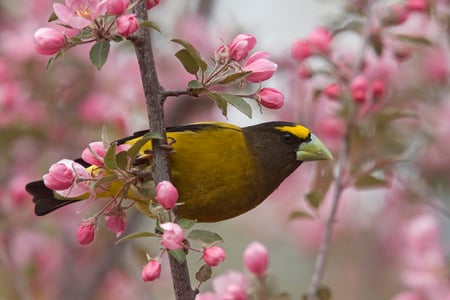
[132, 1, 195, 299]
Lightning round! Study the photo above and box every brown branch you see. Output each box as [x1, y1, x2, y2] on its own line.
[131, 1, 195, 299]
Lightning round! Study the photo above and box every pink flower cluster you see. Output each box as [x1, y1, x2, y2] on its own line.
[33, 0, 160, 56]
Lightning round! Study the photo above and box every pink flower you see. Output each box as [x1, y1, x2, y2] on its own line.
[81, 141, 130, 167]
[212, 271, 247, 300]
[53, 0, 107, 29]
[350, 75, 368, 103]
[243, 241, 269, 277]
[33, 27, 66, 55]
[257, 87, 284, 109]
[323, 83, 341, 99]
[391, 291, 422, 300]
[308, 27, 333, 53]
[297, 64, 313, 79]
[146, 0, 160, 9]
[104, 208, 127, 237]
[372, 80, 385, 97]
[406, 0, 428, 11]
[156, 180, 179, 210]
[160, 222, 184, 250]
[387, 5, 410, 25]
[141, 259, 161, 282]
[43, 159, 78, 190]
[244, 51, 277, 82]
[106, 0, 130, 15]
[117, 13, 139, 37]
[203, 246, 226, 267]
[228, 34, 257, 61]
[77, 218, 96, 245]
[292, 40, 312, 62]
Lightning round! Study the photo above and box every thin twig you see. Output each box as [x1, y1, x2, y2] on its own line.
[131, 1, 195, 299]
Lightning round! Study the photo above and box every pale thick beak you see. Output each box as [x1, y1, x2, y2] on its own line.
[296, 133, 333, 161]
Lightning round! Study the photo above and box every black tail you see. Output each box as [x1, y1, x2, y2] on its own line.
[25, 181, 79, 216]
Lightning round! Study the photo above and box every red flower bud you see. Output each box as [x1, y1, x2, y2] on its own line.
[372, 80, 385, 98]
[160, 222, 184, 250]
[146, 0, 160, 10]
[106, 0, 130, 15]
[34, 27, 66, 55]
[77, 218, 96, 245]
[43, 160, 76, 190]
[308, 27, 333, 53]
[141, 259, 161, 282]
[156, 180, 178, 210]
[104, 208, 127, 237]
[292, 40, 312, 62]
[243, 241, 269, 277]
[228, 34, 257, 61]
[323, 83, 341, 100]
[350, 75, 368, 103]
[244, 52, 277, 83]
[257, 87, 284, 109]
[203, 246, 226, 267]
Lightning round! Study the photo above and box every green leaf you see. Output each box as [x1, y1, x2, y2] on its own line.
[305, 191, 323, 209]
[289, 210, 314, 221]
[89, 40, 110, 70]
[187, 229, 223, 245]
[103, 142, 118, 170]
[354, 174, 386, 189]
[206, 92, 228, 117]
[178, 218, 197, 230]
[195, 264, 212, 283]
[126, 132, 162, 159]
[46, 56, 57, 71]
[222, 94, 252, 118]
[394, 34, 432, 46]
[172, 38, 207, 71]
[302, 286, 331, 300]
[48, 11, 58, 22]
[115, 231, 158, 244]
[217, 71, 252, 85]
[115, 151, 130, 171]
[138, 20, 161, 32]
[175, 49, 200, 75]
[111, 35, 124, 43]
[169, 249, 186, 264]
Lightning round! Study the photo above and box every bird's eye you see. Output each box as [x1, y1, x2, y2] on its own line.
[281, 133, 295, 144]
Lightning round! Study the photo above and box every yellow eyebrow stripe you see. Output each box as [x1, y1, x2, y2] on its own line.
[275, 125, 310, 139]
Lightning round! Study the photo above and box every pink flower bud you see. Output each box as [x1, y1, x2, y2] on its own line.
[106, 0, 130, 15]
[146, 0, 160, 9]
[323, 83, 341, 100]
[350, 75, 368, 103]
[297, 65, 313, 79]
[292, 40, 312, 62]
[141, 259, 161, 282]
[244, 52, 277, 83]
[308, 27, 332, 53]
[406, 0, 428, 12]
[372, 80, 385, 98]
[77, 218, 96, 245]
[104, 208, 127, 237]
[386, 5, 410, 25]
[33, 27, 66, 55]
[228, 34, 257, 61]
[117, 13, 139, 37]
[160, 222, 184, 250]
[203, 246, 226, 267]
[43, 160, 76, 190]
[156, 180, 179, 210]
[257, 87, 284, 109]
[82, 141, 106, 166]
[243, 241, 269, 277]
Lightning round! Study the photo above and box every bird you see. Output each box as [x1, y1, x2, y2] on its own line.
[26, 121, 333, 222]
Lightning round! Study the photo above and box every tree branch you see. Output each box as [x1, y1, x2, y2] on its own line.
[131, 1, 195, 299]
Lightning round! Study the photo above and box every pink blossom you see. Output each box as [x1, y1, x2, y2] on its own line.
[77, 218, 96, 245]
[388, 4, 410, 25]
[81, 141, 130, 167]
[106, 0, 130, 15]
[406, 0, 428, 11]
[297, 65, 313, 79]
[43, 159, 77, 190]
[292, 40, 312, 62]
[104, 208, 127, 237]
[423, 48, 449, 84]
[244, 51, 277, 82]
[308, 27, 333, 53]
[160, 222, 184, 250]
[350, 75, 368, 103]
[33, 27, 66, 55]
[203, 246, 226, 267]
[257, 87, 284, 109]
[195, 292, 218, 300]
[212, 271, 247, 300]
[146, 0, 160, 9]
[156, 180, 179, 210]
[53, 0, 107, 29]
[243, 241, 269, 277]
[141, 259, 161, 282]
[323, 83, 341, 99]
[228, 34, 257, 61]
[372, 80, 385, 97]
[117, 13, 139, 37]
